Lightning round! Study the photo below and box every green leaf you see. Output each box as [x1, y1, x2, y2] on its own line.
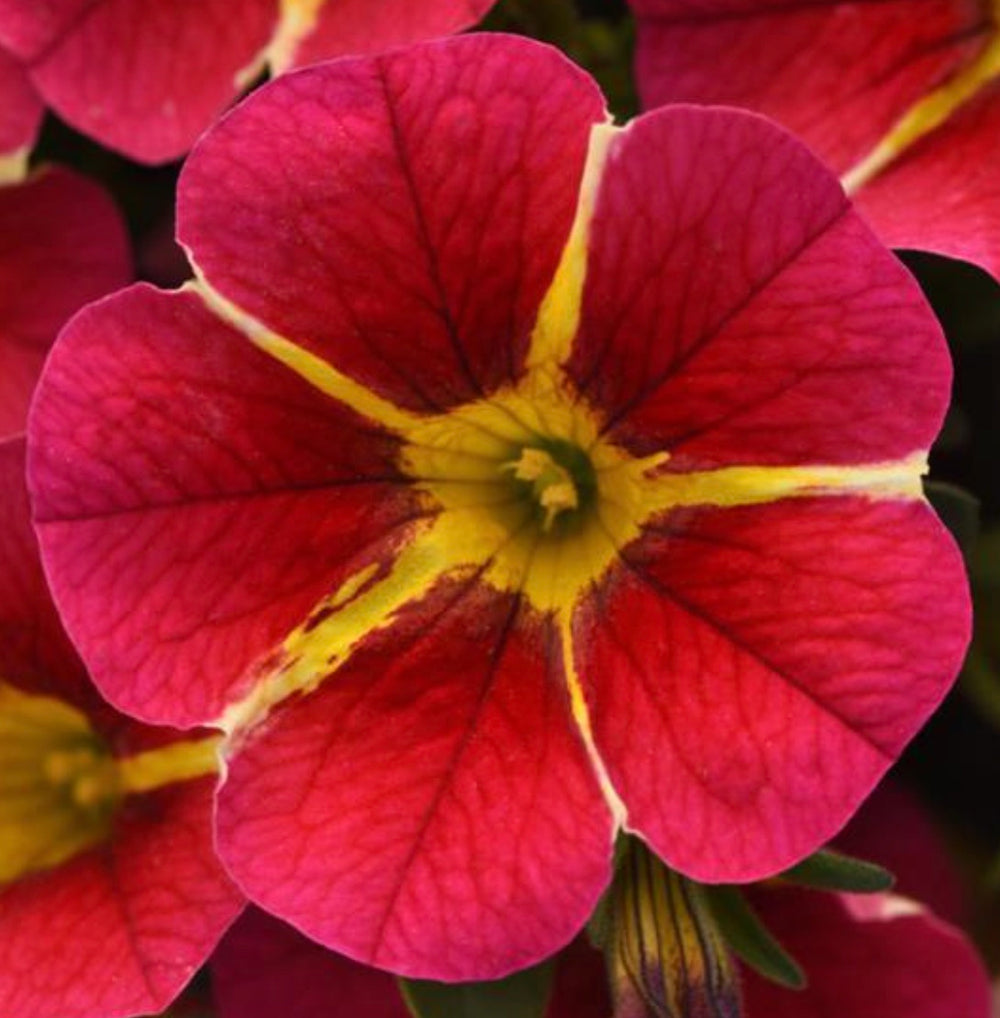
[924, 480, 980, 557]
[400, 962, 553, 1018]
[703, 886, 806, 990]
[778, 848, 894, 894]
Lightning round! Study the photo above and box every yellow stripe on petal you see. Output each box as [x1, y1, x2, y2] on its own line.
[188, 277, 421, 434]
[267, 0, 327, 74]
[843, 21, 1000, 193]
[117, 736, 222, 795]
[0, 147, 30, 186]
[526, 121, 617, 371]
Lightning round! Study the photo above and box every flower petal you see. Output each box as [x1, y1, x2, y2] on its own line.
[213, 908, 410, 1018]
[29, 285, 423, 728]
[285, 0, 495, 70]
[178, 35, 606, 412]
[630, 0, 985, 173]
[0, 167, 130, 440]
[575, 496, 970, 881]
[0, 778, 243, 1018]
[566, 107, 950, 468]
[0, 0, 278, 163]
[744, 888, 992, 1018]
[0, 47, 41, 170]
[217, 582, 614, 980]
[853, 84, 1000, 279]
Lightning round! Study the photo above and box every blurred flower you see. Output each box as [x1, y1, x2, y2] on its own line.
[628, 0, 1000, 280]
[0, 165, 130, 439]
[29, 34, 969, 980]
[0, 0, 496, 164]
[0, 437, 244, 1018]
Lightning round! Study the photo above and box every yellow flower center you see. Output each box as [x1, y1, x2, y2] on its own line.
[0, 681, 220, 883]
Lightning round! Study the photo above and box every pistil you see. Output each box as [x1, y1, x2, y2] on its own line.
[505, 447, 580, 531]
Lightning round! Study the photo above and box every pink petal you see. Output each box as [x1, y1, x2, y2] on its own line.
[745, 888, 992, 1018]
[0, 779, 243, 1018]
[217, 582, 613, 979]
[290, 0, 496, 68]
[178, 35, 606, 411]
[212, 908, 410, 1018]
[29, 285, 424, 728]
[576, 497, 970, 881]
[0, 0, 279, 164]
[0, 46, 41, 160]
[630, 0, 984, 173]
[853, 83, 1000, 280]
[0, 166, 130, 440]
[567, 106, 950, 469]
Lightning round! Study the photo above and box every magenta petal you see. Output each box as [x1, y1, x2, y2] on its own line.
[853, 85, 1000, 280]
[179, 35, 606, 411]
[0, 779, 243, 1018]
[217, 583, 613, 980]
[745, 889, 992, 1018]
[568, 106, 950, 469]
[290, 0, 496, 68]
[0, 46, 41, 160]
[630, 0, 983, 173]
[0, 166, 130, 440]
[29, 285, 423, 728]
[3, 0, 278, 163]
[213, 908, 409, 1018]
[577, 497, 970, 881]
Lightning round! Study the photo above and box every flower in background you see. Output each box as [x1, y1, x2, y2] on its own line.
[29, 34, 969, 980]
[0, 438, 244, 1018]
[628, 0, 1000, 281]
[0, 0, 496, 164]
[0, 165, 130, 439]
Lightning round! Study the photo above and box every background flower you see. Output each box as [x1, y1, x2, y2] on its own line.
[0, 438, 245, 1018]
[0, 0, 496, 164]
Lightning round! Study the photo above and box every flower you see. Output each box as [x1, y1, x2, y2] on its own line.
[28, 34, 970, 979]
[0, 165, 130, 439]
[0, 0, 496, 164]
[628, 0, 1000, 280]
[0, 437, 244, 1018]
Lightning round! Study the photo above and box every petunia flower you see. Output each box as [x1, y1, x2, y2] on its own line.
[628, 0, 1000, 280]
[0, 0, 496, 164]
[0, 164, 131, 440]
[0, 437, 245, 1018]
[28, 34, 970, 979]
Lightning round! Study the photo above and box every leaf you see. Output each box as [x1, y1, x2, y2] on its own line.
[400, 962, 554, 1018]
[778, 848, 894, 894]
[703, 886, 806, 990]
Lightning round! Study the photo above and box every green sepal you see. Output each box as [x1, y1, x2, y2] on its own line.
[924, 479, 980, 557]
[400, 961, 553, 1018]
[779, 847, 895, 894]
[703, 886, 806, 990]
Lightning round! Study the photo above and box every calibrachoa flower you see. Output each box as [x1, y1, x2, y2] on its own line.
[29, 34, 970, 979]
[0, 0, 496, 164]
[0, 165, 130, 438]
[0, 438, 244, 1018]
[628, 0, 1000, 279]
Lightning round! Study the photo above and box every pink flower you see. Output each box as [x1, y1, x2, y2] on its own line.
[28, 34, 969, 979]
[0, 438, 244, 1018]
[628, 0, 1000, 280]
[0, 0, 496, 164]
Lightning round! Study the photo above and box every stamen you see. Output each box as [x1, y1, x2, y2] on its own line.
[505, 447, 580, 530]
